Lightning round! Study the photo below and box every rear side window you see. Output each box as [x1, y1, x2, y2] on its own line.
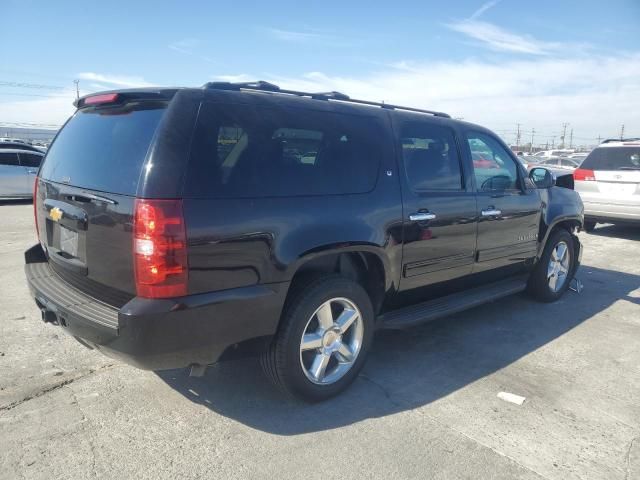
[399, 122, 463, 191]
[581, 147, 640, 170]
[39, 103, 167, 195]
[0, 152, 19, 166]
[186, 102, 383, 197]
[19, 153, 42, 168]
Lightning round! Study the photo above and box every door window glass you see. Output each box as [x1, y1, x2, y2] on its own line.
[0, 152, 19, 166]
[19, 153, 43, 168]
[467, 132, 519, 192]
[400, 122, 463, 191]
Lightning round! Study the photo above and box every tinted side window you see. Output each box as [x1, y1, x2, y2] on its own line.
[19, 153, 42, 168]
[400, 122, 463, 191]
[187, 102, 383, 197]
[561, 158, 579, 168]
[0, 152, 19, 166]
[466, 132, 519, 192]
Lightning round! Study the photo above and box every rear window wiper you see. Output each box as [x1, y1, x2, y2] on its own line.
[618, 166, 640, 170]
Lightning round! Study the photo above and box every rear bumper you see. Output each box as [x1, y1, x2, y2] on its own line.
[24, 244, 287, 370]
[582, 199, 640, 224]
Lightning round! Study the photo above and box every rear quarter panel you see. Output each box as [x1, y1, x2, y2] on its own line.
[182, 95, 404, 296]
[183, 176, 404, 295]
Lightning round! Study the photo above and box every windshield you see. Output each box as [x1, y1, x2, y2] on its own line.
[580, 147, 640, 171]
[39, 102, 167, 195]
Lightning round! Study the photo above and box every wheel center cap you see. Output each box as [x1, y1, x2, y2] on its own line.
[322, 329, 340, 349]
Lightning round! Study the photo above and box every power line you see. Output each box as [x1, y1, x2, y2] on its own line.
[0, 80, 66, 90]
[0, 91, 68, 98]
[0, 121, 61, 129]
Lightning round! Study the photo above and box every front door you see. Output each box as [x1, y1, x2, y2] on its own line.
[463, 130, 542, 272]
[395, 116, 477, 291]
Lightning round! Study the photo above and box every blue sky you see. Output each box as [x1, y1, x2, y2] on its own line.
[1, 0, 639, 145]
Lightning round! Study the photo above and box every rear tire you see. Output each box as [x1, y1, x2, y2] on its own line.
[583, 221, 596, 233]
[527, 229, 576, 303]
[262, 275, 374, 402]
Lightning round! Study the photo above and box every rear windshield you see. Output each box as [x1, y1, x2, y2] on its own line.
[40, 102, 166, 195]
[581, 147, 640, 171]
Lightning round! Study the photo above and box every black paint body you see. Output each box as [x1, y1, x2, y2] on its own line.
[25, 87, 584, 370]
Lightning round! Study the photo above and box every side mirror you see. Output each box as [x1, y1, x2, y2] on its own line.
[529, 167, 554, 189]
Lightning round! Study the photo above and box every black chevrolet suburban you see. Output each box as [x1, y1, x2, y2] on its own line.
[25, 81, 584, 401]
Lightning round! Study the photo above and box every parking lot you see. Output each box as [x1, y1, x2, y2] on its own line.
[0, 200, 638, 480]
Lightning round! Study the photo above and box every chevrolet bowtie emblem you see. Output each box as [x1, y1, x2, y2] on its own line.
[49, 207, 63, 222]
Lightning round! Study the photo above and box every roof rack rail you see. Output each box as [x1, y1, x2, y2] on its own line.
[202, 80, 451, 118]
[601, 137, 640, 143]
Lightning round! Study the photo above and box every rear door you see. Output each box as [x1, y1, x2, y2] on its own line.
[35, 98, 172, 306]
[0, 152, 27, 196]
[462, 130, 542, 272]
[394, 116, 477, 291]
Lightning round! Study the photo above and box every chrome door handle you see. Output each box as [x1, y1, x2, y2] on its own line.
[481, 208, 502, 217]
[409, 212, 436, 221]
[27, 169, 37, 174]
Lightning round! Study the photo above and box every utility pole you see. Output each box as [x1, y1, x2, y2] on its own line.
[73, 79, 80, 100]
[597, 135, 601, 145]
[551, 137, 555, 149]
[515, 123, 521, 150]
[569, 128, 573, 149]
[560, 123, 569, 149]
[529, 128, 535, 153]
[620, 124, 625, 140]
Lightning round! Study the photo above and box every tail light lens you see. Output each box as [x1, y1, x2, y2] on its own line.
[33, 177, 39, 239]
[133, 199, 188, 298]
[574, 168, 595, 181]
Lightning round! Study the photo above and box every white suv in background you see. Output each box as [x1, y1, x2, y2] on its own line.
[574, 139, 640, 231]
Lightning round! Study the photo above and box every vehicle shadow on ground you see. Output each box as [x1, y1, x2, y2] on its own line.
[156, 264, 640, 435]
[588, 224, 640, 241]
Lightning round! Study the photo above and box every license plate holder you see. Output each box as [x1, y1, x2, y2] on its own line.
[59, 225, 79, 257]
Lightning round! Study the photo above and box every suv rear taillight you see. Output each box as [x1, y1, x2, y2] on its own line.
[574, 168, 595, 181]
[133, 199, 188, 298]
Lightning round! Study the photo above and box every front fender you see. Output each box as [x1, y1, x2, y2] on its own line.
[537, 186, 584, 256]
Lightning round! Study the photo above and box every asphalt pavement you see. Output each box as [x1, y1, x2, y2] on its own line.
[1, 200, 639, 480]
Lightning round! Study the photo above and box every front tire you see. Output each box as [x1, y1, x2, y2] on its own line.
[262, 275, 374, 402]
[527, 229, 576, 302]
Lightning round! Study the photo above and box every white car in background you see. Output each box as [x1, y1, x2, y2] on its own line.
[536, 157, 581, 170]
[0, 148, 44, 199]
[532, 149, 575, 159]
[574, 139, 640, 231]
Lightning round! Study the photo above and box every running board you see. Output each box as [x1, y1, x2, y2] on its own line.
[378, 276, 528, 330]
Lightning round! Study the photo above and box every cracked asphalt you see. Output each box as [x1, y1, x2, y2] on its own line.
[1, 200, 639, 480]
